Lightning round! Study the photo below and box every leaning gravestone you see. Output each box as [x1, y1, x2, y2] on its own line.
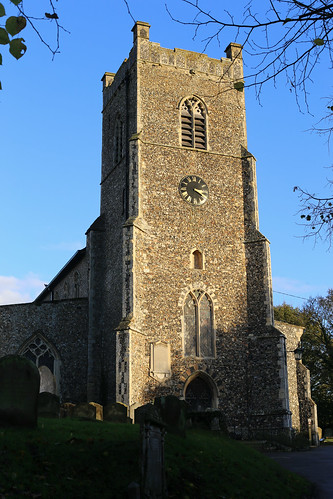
[0, 355, 40, 428]
[38, 392, 60, 418]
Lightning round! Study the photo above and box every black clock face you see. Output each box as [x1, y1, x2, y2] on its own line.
[179, 175, 209, 206]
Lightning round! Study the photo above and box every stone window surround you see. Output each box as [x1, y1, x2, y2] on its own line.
[18, 332, 61, 396]
[179, 95, 208, 150]
[182, 289, 216, 359]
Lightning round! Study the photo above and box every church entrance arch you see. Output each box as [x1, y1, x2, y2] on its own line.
[184, 372, 217, 411]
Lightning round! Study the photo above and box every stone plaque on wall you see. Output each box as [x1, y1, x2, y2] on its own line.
[150, 341, 171, 381]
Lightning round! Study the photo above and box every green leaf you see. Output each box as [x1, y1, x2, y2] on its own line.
[9, 0, 22, 5]
[313, 38, 324, 46]
[234, 81, 244, 91]
[6, 16, 26, 36]
[0, 3, 6, 17]
[283, 18, 292, 24]
[0, 27, 9, 45]
[0, 80, 2, 90]
[9, 37, 26, 59]
[0, 52, 2, 65]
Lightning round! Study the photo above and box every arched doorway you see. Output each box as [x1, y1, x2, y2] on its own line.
[185, 375, 215, 411]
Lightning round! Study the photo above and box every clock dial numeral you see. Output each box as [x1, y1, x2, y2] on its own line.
[178, 175, 209, 206]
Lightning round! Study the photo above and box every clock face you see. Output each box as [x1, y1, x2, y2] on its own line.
[179, 175, 209, 206]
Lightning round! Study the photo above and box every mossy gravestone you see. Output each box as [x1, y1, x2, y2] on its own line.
[0, 355, 40, 428]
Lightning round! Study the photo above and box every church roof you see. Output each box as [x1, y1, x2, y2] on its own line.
[34, 248, 86, 303]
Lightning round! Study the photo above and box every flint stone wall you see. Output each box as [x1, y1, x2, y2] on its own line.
[0, 299, 88, 402]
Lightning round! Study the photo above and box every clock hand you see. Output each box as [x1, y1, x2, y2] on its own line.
[193, 188, 206, 196]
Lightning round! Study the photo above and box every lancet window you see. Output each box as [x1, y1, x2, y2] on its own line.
[181, 97, 207, 149]
[114, 117, 124, 164]
[183, 290, 214, 357]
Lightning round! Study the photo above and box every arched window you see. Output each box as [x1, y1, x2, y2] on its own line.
[181, 96, 207, 149]
[114, 117, 124, 164]
[183, 290, 214, 357]
[19, 335, 59, 394]
[191, 249, 203, 269]
[185, 375, 213, 411]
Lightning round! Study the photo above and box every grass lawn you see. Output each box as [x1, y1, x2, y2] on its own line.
[0, 418, 313, 498]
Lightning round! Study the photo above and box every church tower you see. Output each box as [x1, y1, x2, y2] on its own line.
[97, 21, 291, 433]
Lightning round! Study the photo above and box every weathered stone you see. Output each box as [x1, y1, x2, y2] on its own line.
[72, 402, 96, 420]
[0, 21, 318, 439]
[141, 421, 167, 499]
[104, 402, 130, 423]
[60, 402, 76, 418]
[38, 392, 60, 418]
[0, 355, 40, 428]
[135, 403, 162, 426]
[89, 402, 103, 421]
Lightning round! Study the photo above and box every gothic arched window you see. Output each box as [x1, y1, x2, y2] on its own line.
[181, 97, 207, 149]
[19, 335, 59, 394]
[183, 290, 214, 357]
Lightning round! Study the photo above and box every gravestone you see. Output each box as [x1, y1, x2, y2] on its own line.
[89, 402, 103, 421]
[154, 395, 187, 436]
[104, 402, 130, 423]
[134, 403, 162, 426]
[38, 392, 60, 418]
[141, 421, 167, 499]
[72, 402, 96, 420]
[0, 355, 40, 428]
[187, 409, 226, 432]
[60, 402, 75, 418]
[39, 365, 56, 394]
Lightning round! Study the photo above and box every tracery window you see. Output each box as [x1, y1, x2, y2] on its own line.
[20, 335, 59, 394]
[181, 97, 207, 149]
[22, 336, 55, 373]
[183, 290, 214, 357]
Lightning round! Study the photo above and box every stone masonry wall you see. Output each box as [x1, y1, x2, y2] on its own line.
[100, 23, 290, 428]
[0, 299, 88, 402]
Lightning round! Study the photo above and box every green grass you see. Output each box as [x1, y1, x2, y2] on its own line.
[0, 419, 313, 498]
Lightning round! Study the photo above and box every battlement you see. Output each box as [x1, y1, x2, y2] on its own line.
[102, 21, 243, 109]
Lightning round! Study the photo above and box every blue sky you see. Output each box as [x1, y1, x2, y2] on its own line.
[0, 0, 332, 308]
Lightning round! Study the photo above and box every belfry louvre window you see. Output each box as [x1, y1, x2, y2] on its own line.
[183, 290, 214, 357]
[181, 97, 207, 149]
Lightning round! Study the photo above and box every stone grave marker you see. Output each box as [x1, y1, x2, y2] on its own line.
[89, 402, 103, 421]
[134, 403, 162, 426]
[72, 402, 96, 420]
[141, 421, 167, 498]
[104, 402, 130, 423]
[60, 402, 75, 418]
[154, 395, 187, 436]
[38, 392, 60, 418]
[0, 355, 40, 428]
